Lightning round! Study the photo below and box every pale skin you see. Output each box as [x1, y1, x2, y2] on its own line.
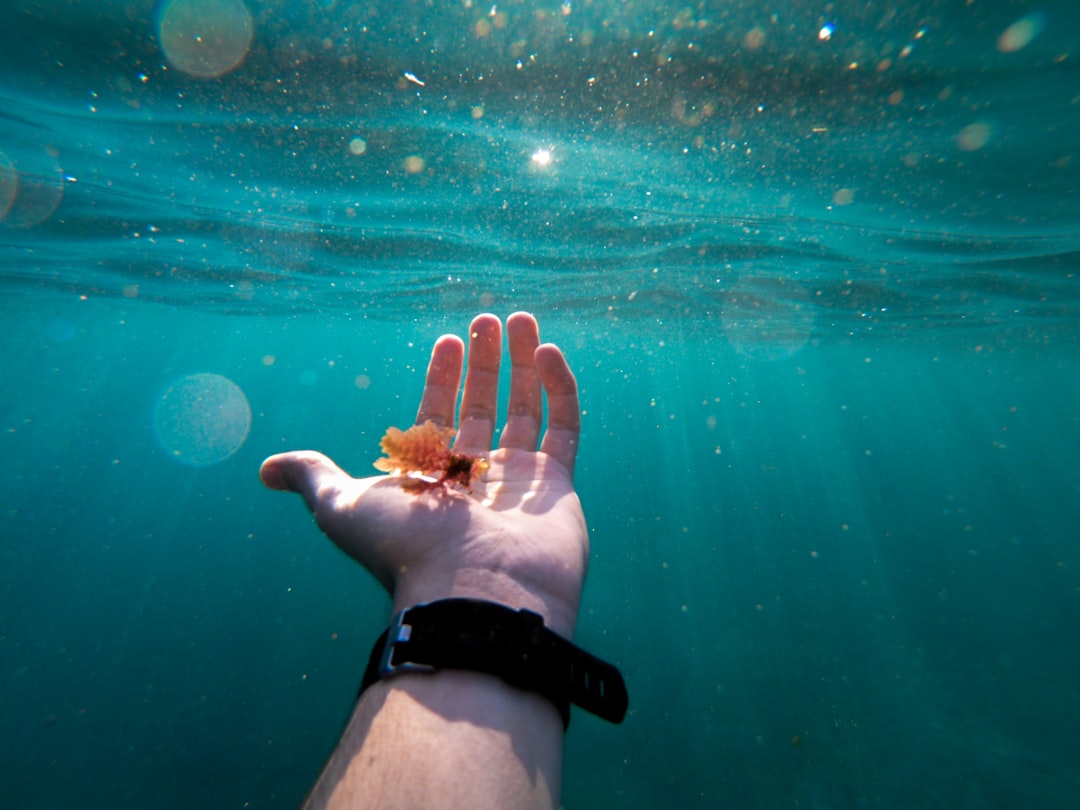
[259, 312, 587, 810]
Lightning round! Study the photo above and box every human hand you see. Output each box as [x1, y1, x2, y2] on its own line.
[259, 312, 587, 637]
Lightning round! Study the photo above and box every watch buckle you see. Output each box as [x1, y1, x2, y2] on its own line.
[378, 606, 438, 678]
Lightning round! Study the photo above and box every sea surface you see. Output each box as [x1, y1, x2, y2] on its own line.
[2, 1, 1079, 807]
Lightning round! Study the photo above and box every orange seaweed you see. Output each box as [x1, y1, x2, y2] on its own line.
[373, 420, 489, 493]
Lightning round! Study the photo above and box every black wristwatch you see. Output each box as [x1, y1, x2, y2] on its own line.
[358, 598, 629, 729]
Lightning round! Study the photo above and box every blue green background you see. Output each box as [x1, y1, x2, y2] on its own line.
[3, 1, 1078, 807]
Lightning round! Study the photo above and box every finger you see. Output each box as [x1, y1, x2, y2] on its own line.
[455, 313, 502, 451]
[536, 342, 581, 475]
[415, 334, 465, 428]
[259, 451, 350, 514]
[499, 311, 542, 451]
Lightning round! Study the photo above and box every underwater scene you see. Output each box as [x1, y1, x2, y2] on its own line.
[2, 1, 1079, 807]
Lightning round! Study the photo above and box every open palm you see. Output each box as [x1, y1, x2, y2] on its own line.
[259, 313, 587, 637]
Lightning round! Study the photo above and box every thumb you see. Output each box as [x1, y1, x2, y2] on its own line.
[259, 451, 349, 514]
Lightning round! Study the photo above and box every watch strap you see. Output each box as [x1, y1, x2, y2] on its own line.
[358, 599, 629, 728]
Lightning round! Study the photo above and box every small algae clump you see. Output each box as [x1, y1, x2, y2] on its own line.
[373, 421, 489, 494]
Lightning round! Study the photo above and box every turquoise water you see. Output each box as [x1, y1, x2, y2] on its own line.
[3, 1, 1079, 807]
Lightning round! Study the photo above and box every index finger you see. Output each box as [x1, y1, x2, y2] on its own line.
[414, 334, 465, 428]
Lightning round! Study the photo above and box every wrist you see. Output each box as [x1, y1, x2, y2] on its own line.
[392, 575, 580, 639]
[360, 598, 629, 728]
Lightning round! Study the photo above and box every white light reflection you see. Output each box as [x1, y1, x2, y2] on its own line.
[531, 148, 553, 167]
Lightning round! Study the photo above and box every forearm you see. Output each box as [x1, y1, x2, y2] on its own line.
[304, 669, 565, 810]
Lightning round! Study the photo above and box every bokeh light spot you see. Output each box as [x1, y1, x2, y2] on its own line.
[0, 151, 15, 222]
[1, 145, 64, 228]
[744, 27, 766, 50]
[153, 373, 252, 465]
[956, 121, 994, 152]
[832, 188, 856, 206]
[158, 0, 254, 79]
[721, 278, 815, 361]
[997, 13, 1046, 53]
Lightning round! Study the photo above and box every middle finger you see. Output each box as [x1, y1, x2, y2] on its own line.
[455, 313, 502, 451]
